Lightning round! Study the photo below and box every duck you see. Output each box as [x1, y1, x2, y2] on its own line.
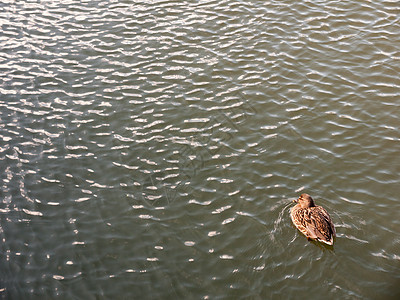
[290, 193, 336, 245]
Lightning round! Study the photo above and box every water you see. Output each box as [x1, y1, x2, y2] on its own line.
[1, 0, 400, 298]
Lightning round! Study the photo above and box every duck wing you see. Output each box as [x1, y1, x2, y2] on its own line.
[314, 206, 336, 236]
[307, 206, 335, 244]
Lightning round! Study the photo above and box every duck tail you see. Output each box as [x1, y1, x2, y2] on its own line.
[318, 236, 334, 246]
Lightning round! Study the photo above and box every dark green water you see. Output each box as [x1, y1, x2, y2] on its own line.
[1, 0, 400, 299]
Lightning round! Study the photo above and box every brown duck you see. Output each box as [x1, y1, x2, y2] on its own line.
[290, 193, 336, 245]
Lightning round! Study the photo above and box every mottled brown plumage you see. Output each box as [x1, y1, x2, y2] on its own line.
[290, 194, 336, 245]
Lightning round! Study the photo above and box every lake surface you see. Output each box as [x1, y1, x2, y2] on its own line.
[1, 0, 400, 299]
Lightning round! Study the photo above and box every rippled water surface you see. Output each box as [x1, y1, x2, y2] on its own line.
[1, 0, 400, 298]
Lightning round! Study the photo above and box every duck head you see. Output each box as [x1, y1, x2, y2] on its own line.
[295, 193, 316, 208]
